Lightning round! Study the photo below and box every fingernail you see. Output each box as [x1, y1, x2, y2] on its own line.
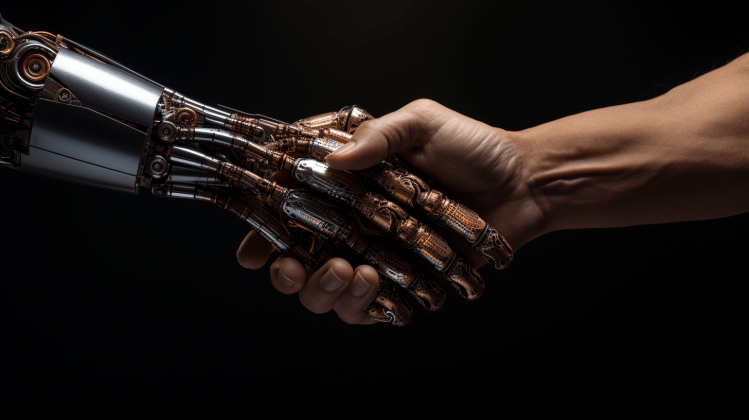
[349, 272, 372, 297]
[327, 141, 356, 158]
[278, 269, 295, 288]
[319, 267, 345, 293]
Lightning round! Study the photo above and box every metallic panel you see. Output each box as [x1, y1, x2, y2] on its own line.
[50, 47, 163, 126]
[62, 37, 164, 89]
[281, 189, 352, 241]
[30, 99, 146, 176]
[291, 159, 365, 206]
[20, 146, 136, 193]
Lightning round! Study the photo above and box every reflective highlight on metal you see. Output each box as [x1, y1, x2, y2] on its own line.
[50, 47, 163, 126]
[0, 13, 514, 326]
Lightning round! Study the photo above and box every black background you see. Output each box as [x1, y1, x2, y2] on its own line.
[2, 1, 748, 417]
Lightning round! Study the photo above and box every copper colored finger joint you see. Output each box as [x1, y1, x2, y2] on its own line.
[474, 227, 514, 270]
[229, 113, 257, 136]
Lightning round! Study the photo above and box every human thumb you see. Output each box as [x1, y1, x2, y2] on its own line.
[325, 106, 430, 171]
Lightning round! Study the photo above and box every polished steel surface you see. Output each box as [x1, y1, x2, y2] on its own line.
[50, 47, 163, 126]
[30, 99, 146, 176]
[20, 146, 137, 193]
[291, 159, 365, 206]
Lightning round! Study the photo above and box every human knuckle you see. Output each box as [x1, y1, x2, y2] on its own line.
[408, 98, 439, 110]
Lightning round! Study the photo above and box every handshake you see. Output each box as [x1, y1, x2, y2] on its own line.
[156, 100, 514, 327]
[6, 12, 746, 328]
[0, 14, 526, 327]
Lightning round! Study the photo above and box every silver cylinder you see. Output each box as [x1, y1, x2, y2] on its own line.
[169, 144, 221, 171]
[50, 47, 163, 126]
[168, 164, 219, 184]
[163, 183, 216, 202]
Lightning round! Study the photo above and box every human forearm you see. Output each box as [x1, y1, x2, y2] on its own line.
[238, 54, 749, 323]
[520, 53, 749, 234]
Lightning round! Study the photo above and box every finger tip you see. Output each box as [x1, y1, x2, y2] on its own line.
[324, 153, 354, 170]
[327, 257, 355, 278]
[354, 264, 380, 284]
[275, 257, 308, 282]
[237, 231, 273, 269]
[237, 250, 264, 270]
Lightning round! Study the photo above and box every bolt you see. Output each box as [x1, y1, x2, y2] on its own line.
[152, 162, 163, 171]
[58, 89, 71, 101]
[157, 122, 178, 142]
[7, 136, 17, 147]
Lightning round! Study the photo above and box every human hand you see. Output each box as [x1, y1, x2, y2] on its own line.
[237, 99, 546, 324]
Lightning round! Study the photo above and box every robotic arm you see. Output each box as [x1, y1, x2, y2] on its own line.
[0, 14, 513, 326]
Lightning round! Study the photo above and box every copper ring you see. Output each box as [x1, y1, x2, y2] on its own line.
[0, 31, 14, 55]
[21, 53, 51, 83]
[174, 108, 198, 127]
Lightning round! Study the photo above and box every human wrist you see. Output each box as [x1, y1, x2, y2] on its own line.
[516, 100, 660, 234]
[519, 58, 749, 235]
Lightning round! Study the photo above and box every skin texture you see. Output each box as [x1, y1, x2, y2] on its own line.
[237, 53, 749, 325]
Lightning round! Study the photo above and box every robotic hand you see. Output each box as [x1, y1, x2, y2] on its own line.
[0, 14, 513, 326]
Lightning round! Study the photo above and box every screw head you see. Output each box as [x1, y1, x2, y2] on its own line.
[147, 155, 168, 178]
[157, 122, 178, 141]
[58, 89, 71, 101]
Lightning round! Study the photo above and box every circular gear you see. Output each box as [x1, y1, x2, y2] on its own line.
[21, 53, 51, 83]
[174, 108, 198, 128]
[146, 155, 168, 178]
[157, 121, 178, 142]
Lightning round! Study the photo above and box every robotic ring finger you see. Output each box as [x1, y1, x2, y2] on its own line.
[0, 14, 513, 326]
